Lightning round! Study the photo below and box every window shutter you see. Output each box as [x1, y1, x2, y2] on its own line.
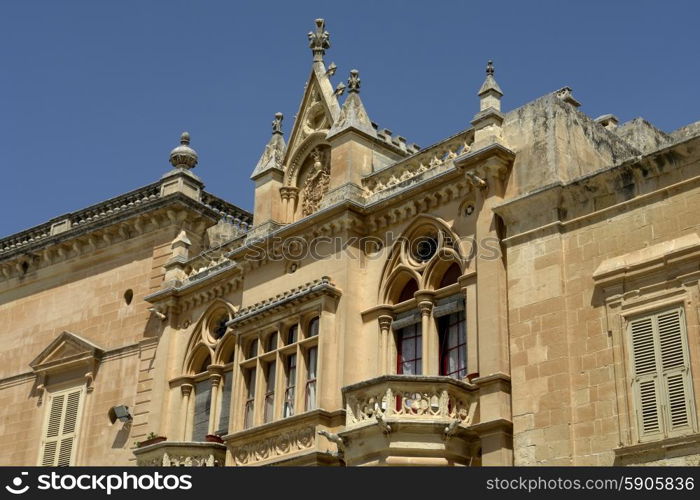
[192, 379, 212, 441]
[657, 309, 692, 434]
[630, 316, 662, 438]
[40, 388, 83, 466]
[629, 308, 696, 441]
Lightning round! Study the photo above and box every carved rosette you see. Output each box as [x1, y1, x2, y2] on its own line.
[231, 426, 317, 465]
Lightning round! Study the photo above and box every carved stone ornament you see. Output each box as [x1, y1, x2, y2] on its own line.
[301, 148, 330, 216]
[232, 426, 316, 465]
[308, 18, 330, 61]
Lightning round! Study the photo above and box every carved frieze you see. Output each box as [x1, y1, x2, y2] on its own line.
[231, 426, 316, 465]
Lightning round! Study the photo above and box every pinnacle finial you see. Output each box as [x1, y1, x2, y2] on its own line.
[272, 112, 284, 135]
[348, 69, 360, 93]
[169, 131, 198, 169]
[486, 60, 494, 76]
[308, 18, 330, 62]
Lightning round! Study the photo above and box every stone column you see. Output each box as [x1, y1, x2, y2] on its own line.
[287, 188, 299, 222]
[280, 189, 289, 223]
[378, 314, 393, 374]
[208, 370, 223, 435]
[180, 383, 193, 440]
[416, 291, 435, 375]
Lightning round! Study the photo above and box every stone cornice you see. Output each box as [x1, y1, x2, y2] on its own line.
[0, 194, 213, 283]
[144, 265, 243, 314]
[228, 276, 341, 327]
[0, 180, 251, 263]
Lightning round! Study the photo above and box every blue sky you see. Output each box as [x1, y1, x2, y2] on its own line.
[1, 0, 698, 236]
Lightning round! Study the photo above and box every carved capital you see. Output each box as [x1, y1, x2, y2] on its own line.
[378, 315, 393, 331]
[418, 301, 434, 316]
[181, 383, 194, 397]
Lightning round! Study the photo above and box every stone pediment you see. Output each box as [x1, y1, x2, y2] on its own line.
[30, 330, 104, 375]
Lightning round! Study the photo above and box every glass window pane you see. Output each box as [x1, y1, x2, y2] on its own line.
[288, 325, 298, 344]
[439, 311, 466, 379]
[397, 324, 422, 375]
[308, 317, 319, 337]
[267, 332, 278, 351]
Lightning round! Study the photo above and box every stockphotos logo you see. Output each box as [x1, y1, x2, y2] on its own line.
[3, 471, 192, 496]
[5, 472, 29, 495]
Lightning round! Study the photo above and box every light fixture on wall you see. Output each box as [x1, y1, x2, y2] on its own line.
[108, 405, 133, 424]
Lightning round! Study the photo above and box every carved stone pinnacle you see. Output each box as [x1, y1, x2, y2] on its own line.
[308, 18, 330, 62]
[348, 69, 360, 93]
[272, 112, 284, 135]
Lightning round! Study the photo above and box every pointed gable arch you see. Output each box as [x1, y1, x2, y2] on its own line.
[283, 62, 340, 187]
[284, 66, 340, 164]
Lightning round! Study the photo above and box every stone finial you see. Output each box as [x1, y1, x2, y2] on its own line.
[272, 112, 284, 135]
[169, 131, 198, 169]
[308, 18, 330, 62]
[327, 69, 376, 139]
[478, 60, 503, 99]
[348, 69, 361, 93]
[471, 60, 506, 147]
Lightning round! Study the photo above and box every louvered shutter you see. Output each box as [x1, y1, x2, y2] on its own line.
[192, 379, 211, 441]
[630, 315, 662, 438]
[629, 308, 695, 441]
[40, 388, 83, 466]
[657, 309, 693, 435]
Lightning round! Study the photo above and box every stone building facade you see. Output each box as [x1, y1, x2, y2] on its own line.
[1, 19, 699, 467]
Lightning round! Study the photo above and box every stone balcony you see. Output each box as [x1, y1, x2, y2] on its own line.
[223, 409, 345, 466]
[133, 441, 227, 466]
[340, 375, 481, 466]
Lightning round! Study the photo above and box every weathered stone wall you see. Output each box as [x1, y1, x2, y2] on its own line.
[509, 176, 700, 465]
[0, 229, 175, 465]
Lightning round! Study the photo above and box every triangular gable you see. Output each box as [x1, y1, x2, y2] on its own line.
[283, 61, 341, 167]
[30, 330, 104, 374]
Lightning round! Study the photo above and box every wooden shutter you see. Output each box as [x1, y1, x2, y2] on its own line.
[40, 388, 83, 466]
[629, 308, 695, 441]
[657, 309, 693, 434]
[630, 315, 662, 438]
[192, 379, 212, 441]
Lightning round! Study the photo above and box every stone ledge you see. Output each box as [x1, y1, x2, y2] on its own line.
[614, 432, 700, 465]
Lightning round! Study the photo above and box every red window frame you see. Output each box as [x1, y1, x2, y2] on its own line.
[396, 323, 422, 375]
[439, 311, 466, 379]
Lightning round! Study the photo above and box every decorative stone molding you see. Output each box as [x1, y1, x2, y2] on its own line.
[362, 129, 472, 199]
[29, 331, 104, 404]
[228, 276, 341, 327]
[133, 441, 226, 467]
[231, 426, 316, 465]
[0, 188, 251, 283]
[342, 375, 478, 429]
